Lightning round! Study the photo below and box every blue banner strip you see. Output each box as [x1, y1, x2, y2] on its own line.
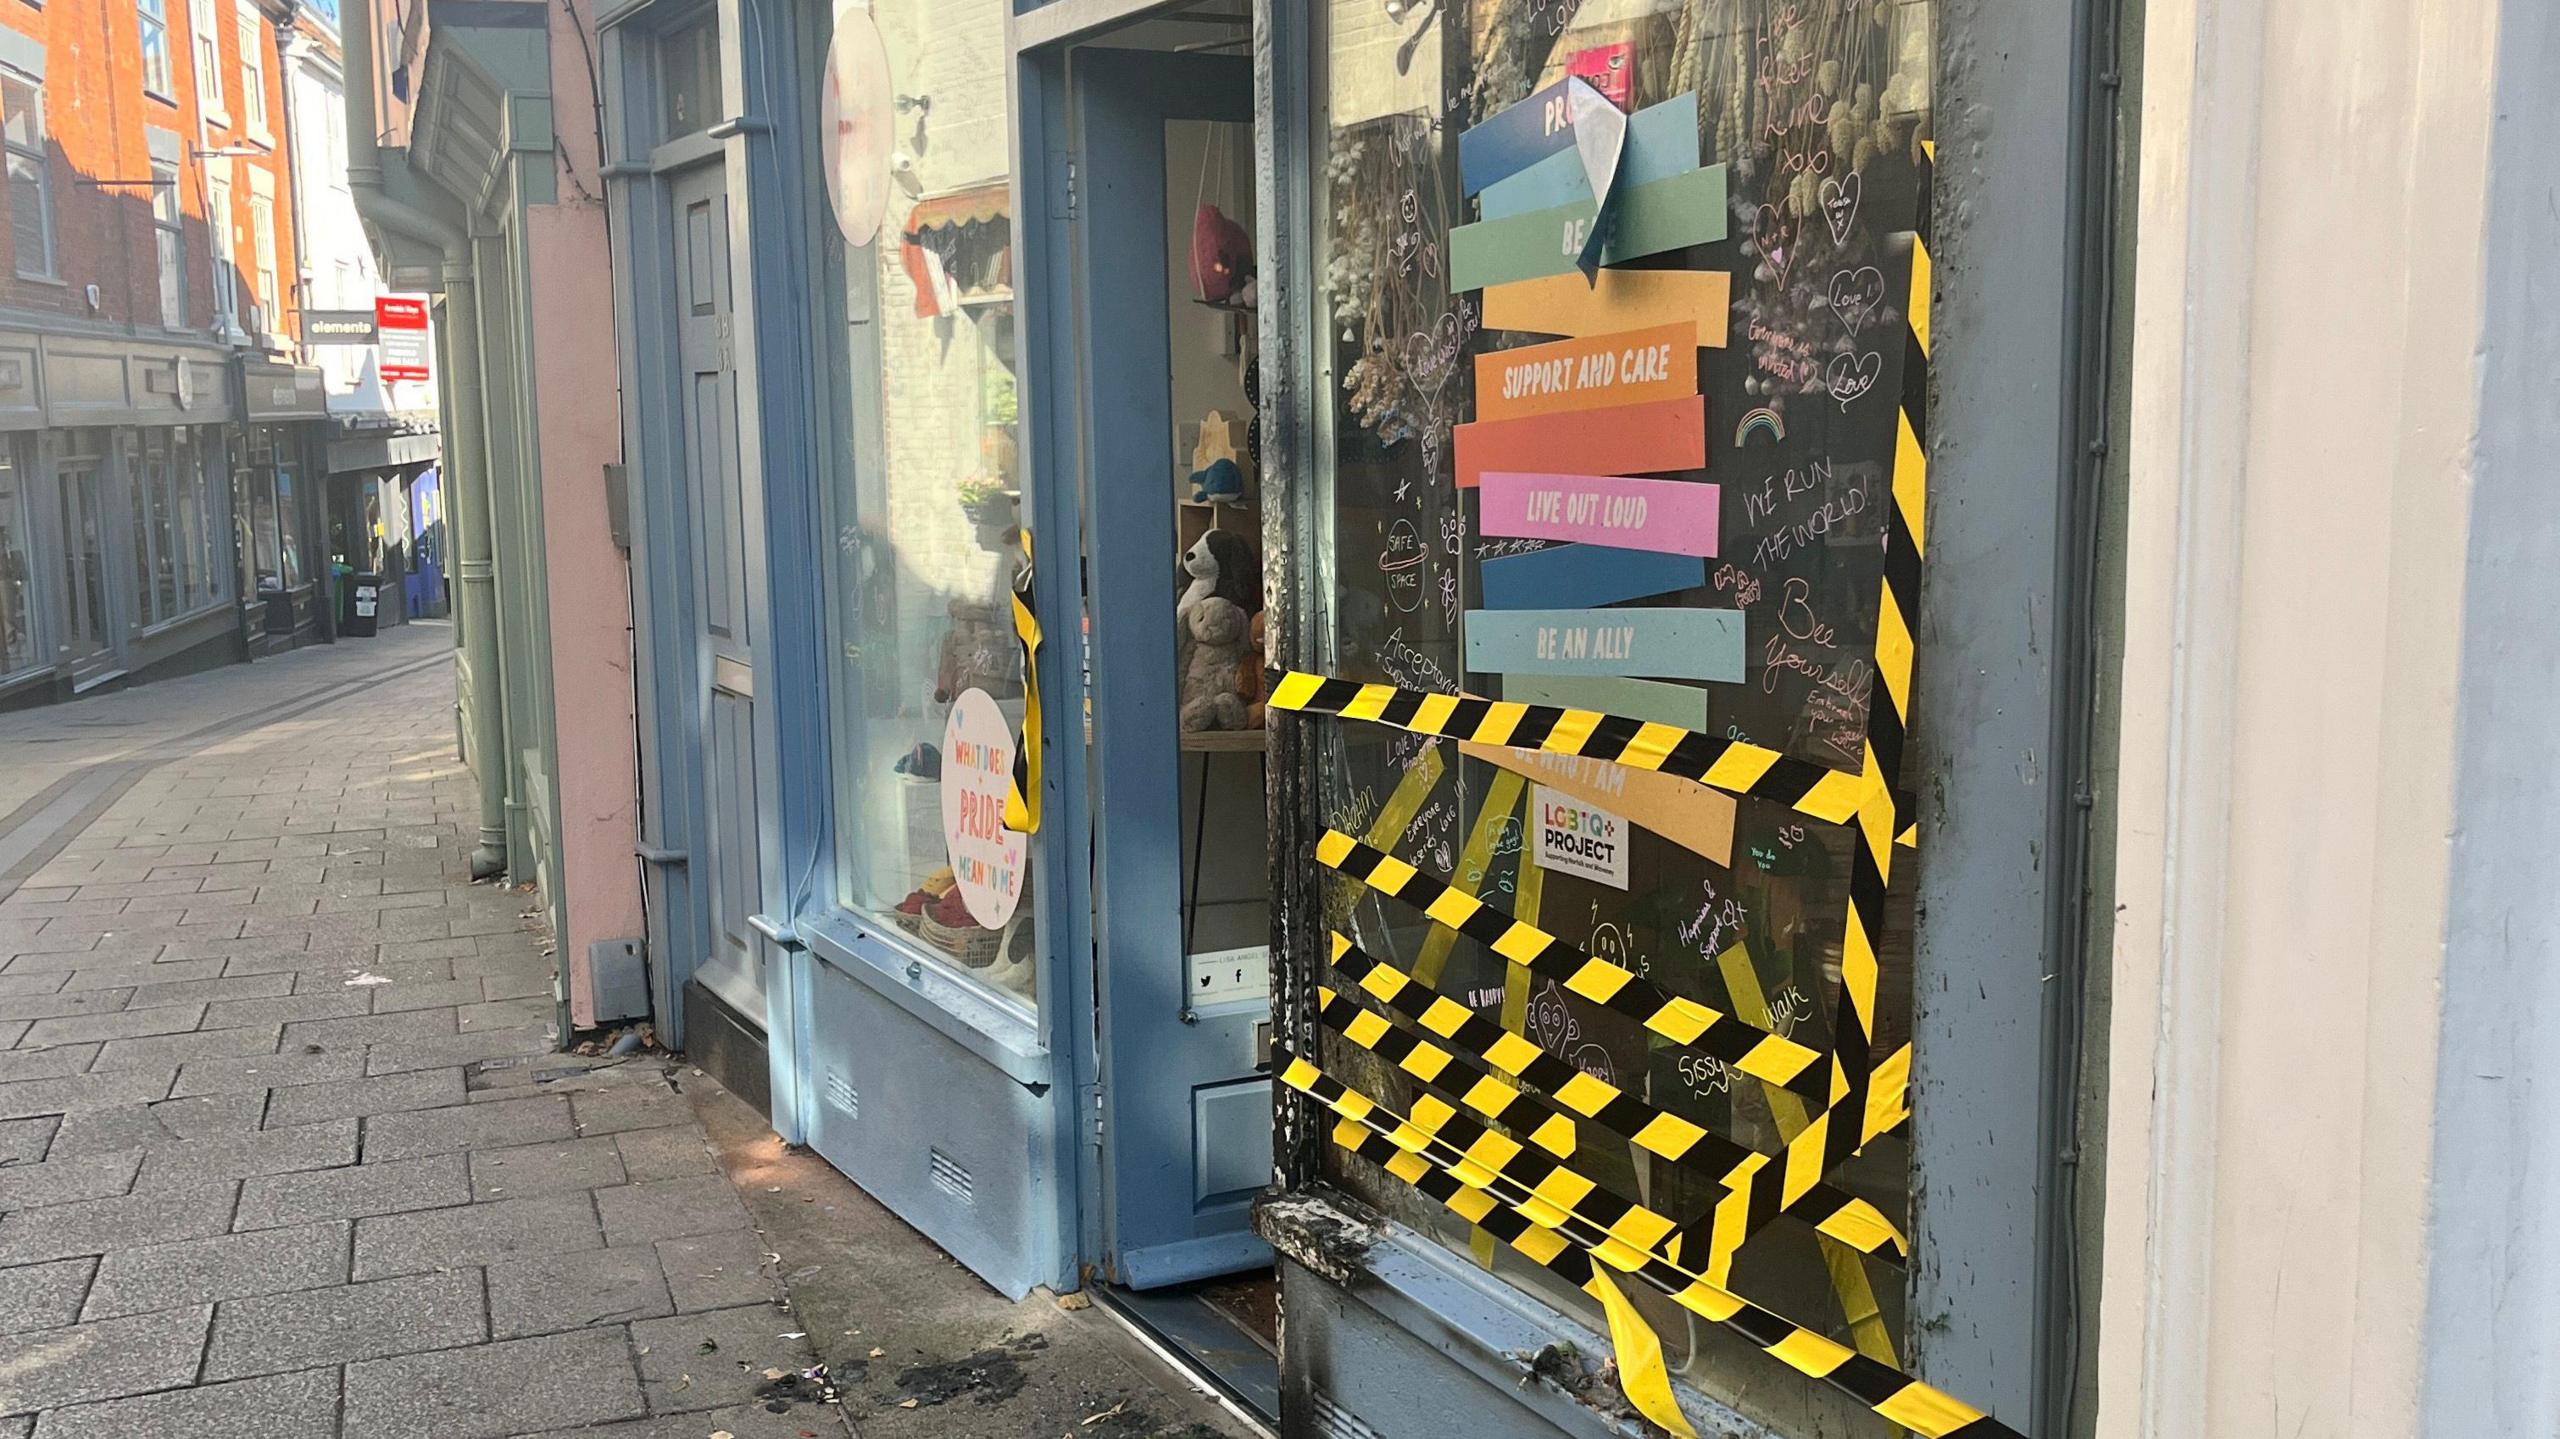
[1476, 94, 1700, 221]
[1464, 607, 1744, 683]
[1478, 545, 1705, 611]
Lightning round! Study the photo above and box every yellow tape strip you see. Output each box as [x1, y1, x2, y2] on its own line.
[1589, 1266, 1699, 1438]
[1003, 532, 1043, 834]
[1716, 943, 1898, 1363]
[1292, 1057, 2016, 1438]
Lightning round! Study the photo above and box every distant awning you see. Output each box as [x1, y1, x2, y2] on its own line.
[902, 181, 1013, 318]
[903, 181, 1009, 236]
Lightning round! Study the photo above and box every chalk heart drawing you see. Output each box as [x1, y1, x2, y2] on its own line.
[1826, 349, 1883, 408]
[1754, 204, 1800, 288]
[1820, 171, 1863, 245]
[1405, 310, 1464, 398]
[1828, 266, 1886, 334]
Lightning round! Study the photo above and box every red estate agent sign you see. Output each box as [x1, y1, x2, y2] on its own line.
[376, 295, 431, 384]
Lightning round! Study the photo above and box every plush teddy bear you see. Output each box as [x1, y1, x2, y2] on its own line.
[1179, 600, 1251, 732]
[1177, 530, 1260, 732]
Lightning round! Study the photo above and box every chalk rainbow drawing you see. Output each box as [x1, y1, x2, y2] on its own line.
[1734, 406, 1786, 446]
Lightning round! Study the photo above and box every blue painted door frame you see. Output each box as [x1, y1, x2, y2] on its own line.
[1053, 46, 1271, 1288]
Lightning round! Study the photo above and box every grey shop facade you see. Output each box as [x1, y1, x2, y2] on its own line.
[592, 1, 2108, 1435]
[0, 332, 330, 707]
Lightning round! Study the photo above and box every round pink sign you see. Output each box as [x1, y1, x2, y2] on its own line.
[819, 3, 894, 247]
[940, 688, 1026, 929]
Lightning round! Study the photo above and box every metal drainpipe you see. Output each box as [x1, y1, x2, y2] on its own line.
[341, 0, 507, 880]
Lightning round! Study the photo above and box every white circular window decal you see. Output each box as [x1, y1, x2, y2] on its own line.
[820, 2, 894, 247]
[940, 688, 1026, 929]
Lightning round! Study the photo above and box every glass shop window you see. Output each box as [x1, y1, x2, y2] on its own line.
[1304, 1, 1934, 1430]
[812, 0, 1037, 1011]
[0, 434, 33, 677]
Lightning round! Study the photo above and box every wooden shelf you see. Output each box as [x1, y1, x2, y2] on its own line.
[1180, 728, 1269, 753]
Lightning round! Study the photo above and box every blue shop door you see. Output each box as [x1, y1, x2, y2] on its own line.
[1067, 47, 1274, 1288]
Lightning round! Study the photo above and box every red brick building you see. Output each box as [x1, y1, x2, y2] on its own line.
[0, 0, 333, 704]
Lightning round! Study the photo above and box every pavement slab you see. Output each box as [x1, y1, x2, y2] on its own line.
[0, 1305, 211, 1416]
[0, 1258, 95, 1334]
[342, 1328, 648, 1439]
[27, 1368, 340, 1439]
[0, 1151, 141, 1211]
[202, 1267, 487, 1379]
[352, 1191, 604, 1279]
[81, 1219, 350, 1319]
[488, 1246, 674, 1339]
[368, 1093, 575, 1161]
[0, 1178, 238, 1264]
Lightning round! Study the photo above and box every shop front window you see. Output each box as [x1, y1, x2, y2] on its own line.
[1303, 1, 1933, 1428]
[245, 427, 302, 592]
[0, 435, 32, 675]
[814, 0, 1035, 1009]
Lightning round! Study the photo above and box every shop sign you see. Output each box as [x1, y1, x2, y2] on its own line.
[303, 309, 380, 345]
[1533, 785, 1628, 890]
[377, 296, 431, 383]
[940, 687, 1026, 928]
[819, 1, 894, 246]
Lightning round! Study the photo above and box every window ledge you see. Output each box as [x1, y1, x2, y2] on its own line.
[1257, 1192, 1778, 1439]
[204, 108, 230, 129]
[12, 271, 64, 287]
[144, 88, 178, 109]
[799, 911, 1051, 1087]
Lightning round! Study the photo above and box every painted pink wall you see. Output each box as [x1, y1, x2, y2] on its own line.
[531, 0, 641, 1028]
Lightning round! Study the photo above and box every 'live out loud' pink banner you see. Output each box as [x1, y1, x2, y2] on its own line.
[1477, 471, 1721, 558]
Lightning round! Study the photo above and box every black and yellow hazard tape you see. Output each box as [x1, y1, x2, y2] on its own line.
[1004, 532, 1043, 835]
[1319, 935, 1906, 1264]
[1264, 671, 1883, 825]
[1315, 831, 1832, 1100]
[1314, 979, 1905, 1265]
[1823, 144, 1937, 1168]
[1286, 1056, 2020, 1438]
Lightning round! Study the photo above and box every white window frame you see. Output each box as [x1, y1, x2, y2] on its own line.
[207, 164, 237, 331]
[138, 0, 176, 100]
[192, 0, 227, 123]
[249, 190, 277, 336]
[237, 11, 267, 136]
[152, 161, 186, 328]
[3, 77, 52, 281]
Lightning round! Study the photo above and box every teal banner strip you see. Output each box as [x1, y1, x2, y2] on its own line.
[1476, 95, 1701, 221]
[1449, 165, 1730, 293]
[1497, 673, 1717, 733]
[1464, 607, 1744, 683]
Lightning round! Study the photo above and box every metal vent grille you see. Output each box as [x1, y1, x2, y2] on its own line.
[928, 1148, 975, 1206]
[1312, 1390, 1385, 1439]
[822, 1072, 858, 1119]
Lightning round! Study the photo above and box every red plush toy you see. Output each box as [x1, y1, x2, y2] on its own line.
[1190, 204, 1253, 304]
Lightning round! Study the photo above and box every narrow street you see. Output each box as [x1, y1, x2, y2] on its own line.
[0, 634, 1249, 1439]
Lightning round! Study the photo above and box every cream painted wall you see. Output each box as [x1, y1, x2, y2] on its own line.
[2096, 0, 2500, 1433]
[530, 0, 642, 1027]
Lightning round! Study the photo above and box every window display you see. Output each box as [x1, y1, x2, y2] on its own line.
[1300, 0, 1941, 1430]
[0, 436, 31, 676]
[816, 0, 1037, 1008]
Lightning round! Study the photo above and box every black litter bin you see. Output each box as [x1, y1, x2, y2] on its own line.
[341, 573, 381, 637]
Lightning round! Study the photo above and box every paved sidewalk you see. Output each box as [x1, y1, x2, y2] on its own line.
[0, 644, 849, 1439]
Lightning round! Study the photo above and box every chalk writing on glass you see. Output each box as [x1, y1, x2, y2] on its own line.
[1378, 628, 1460, 695]
[1381, 517, 1427, 613]
[1528, 979, 1619, 1086]
[1826, 266, 1885, 334]
[1825, 349, 1882, 408]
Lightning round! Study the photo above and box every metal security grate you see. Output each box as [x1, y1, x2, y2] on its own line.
[927, 1147, 975, 1206]
[822, 1071, 858, 1119]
